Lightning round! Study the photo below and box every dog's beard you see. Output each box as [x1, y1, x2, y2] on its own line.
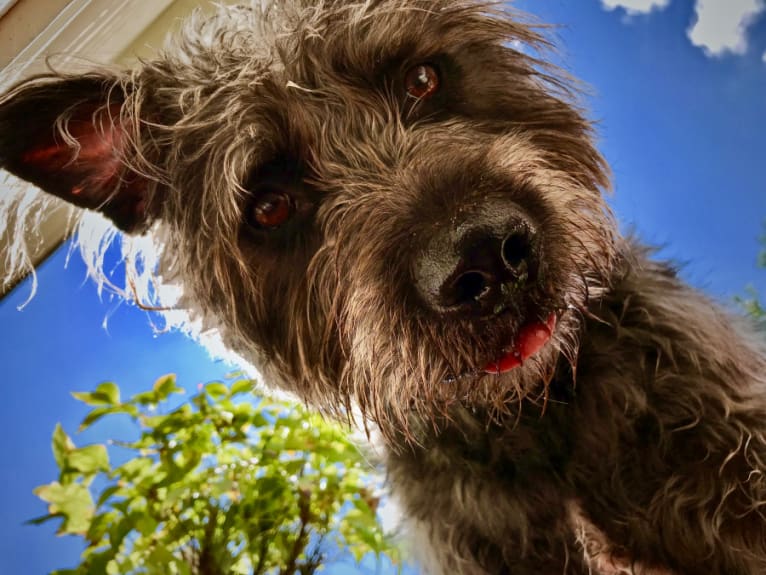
[334, 277, 590, 444]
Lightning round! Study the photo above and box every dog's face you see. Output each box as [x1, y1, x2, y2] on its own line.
[1, 1, 614, 440]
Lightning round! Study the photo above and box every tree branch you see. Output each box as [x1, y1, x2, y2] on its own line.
[279, 490, 312, 575]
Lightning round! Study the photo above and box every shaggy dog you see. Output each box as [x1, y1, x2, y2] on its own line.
[1, 1, 765, 573]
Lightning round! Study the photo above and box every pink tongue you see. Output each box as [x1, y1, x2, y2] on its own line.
[484, 313, 557, 374]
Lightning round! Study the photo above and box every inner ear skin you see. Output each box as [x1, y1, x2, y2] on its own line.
[0, 73, 152, 233]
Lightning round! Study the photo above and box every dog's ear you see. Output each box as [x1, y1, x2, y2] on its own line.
[0, 73, 151, 233]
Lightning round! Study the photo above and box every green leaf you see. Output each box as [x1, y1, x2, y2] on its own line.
[25, 514, 58, 526]
[117, 457, 154, 482]
[205, 381, 229, 399]
[108, 510, 143, 550]
[78, 407, 111, 432]
[72, 382, 120, 406]
[147, 545, 177, 567]
[71, 391, 98, 405]
[87, 511, 116, 543]
[250, 412, 270, 428]
[52, 424, 75, 471]
[79, 405, 138, 432]
[34, 482, 94, 535]
[136, 515, 158, 537]
[95, 382, 121, 405]
[282, 460, 306, 475]
[69, 445, 110, 475]
[230, 379, 254, 396]
[153, 374, 180, 400]
[209, 478, 234, 498]
[133, 391, 158, 406]
[81, 547, 115, 575]
[284, 434, 311, 451]
[96, 485, 121, 508]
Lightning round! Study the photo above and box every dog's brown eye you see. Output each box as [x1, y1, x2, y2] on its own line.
[405, 64, 440, 100]
[250, 192, 293, 229]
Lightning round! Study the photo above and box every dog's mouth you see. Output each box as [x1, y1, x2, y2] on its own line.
[483, 312, 557, 374]
[441, 311, 559, 384]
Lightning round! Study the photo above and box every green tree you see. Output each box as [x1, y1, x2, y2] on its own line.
[32, 374, 401, 575]
[737, 226, 766, 322]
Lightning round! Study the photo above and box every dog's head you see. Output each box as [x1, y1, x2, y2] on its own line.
[1, 0, 615, 441]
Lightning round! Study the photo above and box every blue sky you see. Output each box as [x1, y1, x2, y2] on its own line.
[1, 1, 765, 573]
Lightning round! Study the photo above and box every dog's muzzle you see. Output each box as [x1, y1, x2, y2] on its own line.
[413, 201, 557, 374]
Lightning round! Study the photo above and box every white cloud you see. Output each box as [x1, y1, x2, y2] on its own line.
[601, 0, 766, 61]
[688, 0, 765, 56]
[600, 0, 671, 14]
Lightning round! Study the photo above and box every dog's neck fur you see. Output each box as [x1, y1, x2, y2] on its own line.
[386, 240, 765, 574]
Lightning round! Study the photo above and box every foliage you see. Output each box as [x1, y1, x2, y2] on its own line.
[32, 374, 401, 575]
[736, 286, 766, 321]
[737, 225, 766, 323]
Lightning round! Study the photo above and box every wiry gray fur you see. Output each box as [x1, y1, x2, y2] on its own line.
[1, 1, 765, 573]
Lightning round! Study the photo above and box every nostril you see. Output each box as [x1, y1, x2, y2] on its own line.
[449, 271, 490, 306]
[414, 213, 538, 315]
[502, 229, 532, 271]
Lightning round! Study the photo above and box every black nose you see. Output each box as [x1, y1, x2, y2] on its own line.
[414, 211, 539, 317]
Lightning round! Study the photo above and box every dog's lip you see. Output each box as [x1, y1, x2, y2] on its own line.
[483, 312, 557, 374]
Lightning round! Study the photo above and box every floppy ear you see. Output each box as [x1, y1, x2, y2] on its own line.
[0, 73, 150, 233]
